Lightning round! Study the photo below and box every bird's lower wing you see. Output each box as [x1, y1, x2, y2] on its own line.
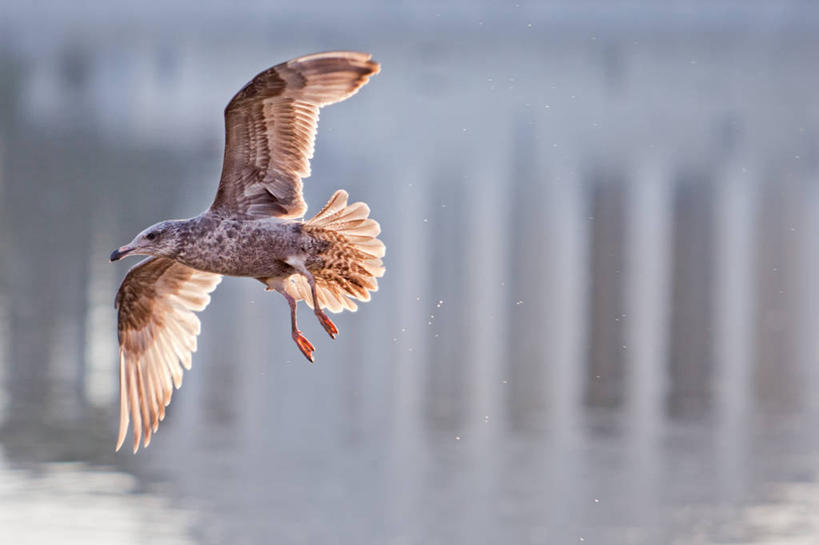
[114, 257, 222, 452]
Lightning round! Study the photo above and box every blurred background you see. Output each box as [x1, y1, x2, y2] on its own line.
[2, 1, 819, 543]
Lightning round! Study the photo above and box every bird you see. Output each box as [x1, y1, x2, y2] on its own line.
[108, 51, 384, 453]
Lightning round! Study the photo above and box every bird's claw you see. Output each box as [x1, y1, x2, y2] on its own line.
[293, 331, 315, 362]
[317, 312, 338, 339]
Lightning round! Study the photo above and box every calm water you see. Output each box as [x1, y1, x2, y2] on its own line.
[2, 3, 819, 544]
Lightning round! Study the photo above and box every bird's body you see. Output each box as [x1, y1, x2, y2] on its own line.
[165, 215, 318, 278]
[109, 51, 384, 452]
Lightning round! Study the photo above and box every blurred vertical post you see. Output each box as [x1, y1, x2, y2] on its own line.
[623, 156, 672, 530]
[505, 116, 549, 430]
[0, 127, 7, 424]
[83, 204, 118, 408]
[626, 157, 671, 437]
[585, 165, 627, 409]
[713, 160, 756, 503]
[754, 174, 802, 412]
[424, 166, 469, 430]
[667, 170, 716, 419]
[797, 169, 819, 416]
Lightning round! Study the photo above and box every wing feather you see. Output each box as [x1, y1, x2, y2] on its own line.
[211, 51, 380, 219]
[115, 256, 222, 452]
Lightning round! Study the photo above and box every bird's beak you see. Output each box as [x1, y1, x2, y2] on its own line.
[110, 245, 134, 262]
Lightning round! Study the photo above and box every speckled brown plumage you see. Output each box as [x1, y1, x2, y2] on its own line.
[109, 51, 383, 453]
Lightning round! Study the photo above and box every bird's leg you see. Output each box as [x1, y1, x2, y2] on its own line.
[274, 286, 315, 363]
[296, 266, 338, 339]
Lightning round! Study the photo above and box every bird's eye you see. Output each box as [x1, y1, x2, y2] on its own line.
[146, 232, 158, 241]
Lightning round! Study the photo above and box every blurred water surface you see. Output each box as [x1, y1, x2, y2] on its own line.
[2, 2, 819, 544]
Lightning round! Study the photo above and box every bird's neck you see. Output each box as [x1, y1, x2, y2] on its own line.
[169, 214, 223, 271]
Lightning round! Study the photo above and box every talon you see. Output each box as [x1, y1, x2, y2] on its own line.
[293, 331, 315, 362]
[317, 312, 338, 339]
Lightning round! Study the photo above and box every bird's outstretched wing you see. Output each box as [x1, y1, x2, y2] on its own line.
[114, 257, 222, 452]
[210, 51, 380, 219]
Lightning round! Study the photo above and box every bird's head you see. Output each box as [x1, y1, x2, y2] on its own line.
[110, 220, 184, 262]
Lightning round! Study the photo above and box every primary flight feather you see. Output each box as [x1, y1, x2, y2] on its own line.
[110, 51, 384, 453]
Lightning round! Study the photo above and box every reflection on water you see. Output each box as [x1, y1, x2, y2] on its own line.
[2, 3, 819, 544]
[0, 447, 194, 545]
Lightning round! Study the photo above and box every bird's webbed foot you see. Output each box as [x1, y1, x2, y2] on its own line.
[316, 310, 338, 339]
[292, 330, 315, 363]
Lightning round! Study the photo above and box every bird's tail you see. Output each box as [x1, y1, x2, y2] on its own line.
[288, 190, 385, 312]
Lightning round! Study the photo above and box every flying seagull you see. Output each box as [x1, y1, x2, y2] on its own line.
[109, 51, 384, 452]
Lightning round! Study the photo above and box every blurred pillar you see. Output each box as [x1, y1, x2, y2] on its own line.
[424, 165, 469, 430]
[713, 161, 757, 504]
[390, 169, 428, 437]
[386, 167, 430, 545]
[505, 118, 549, 430]
[546, 158, 587, 439]
[624, 157, 672, 538]
[584, 167, 627, 409]
[463, 155, 508, 424]
[0, 127, 7, 424]
[753, 175, 802, 413]
[796, 174, 819, 416]
[667, 171, 715, 419]
[626, 158, 671, 432]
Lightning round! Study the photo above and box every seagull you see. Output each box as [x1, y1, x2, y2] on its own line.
[109, 51, 384, 452]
